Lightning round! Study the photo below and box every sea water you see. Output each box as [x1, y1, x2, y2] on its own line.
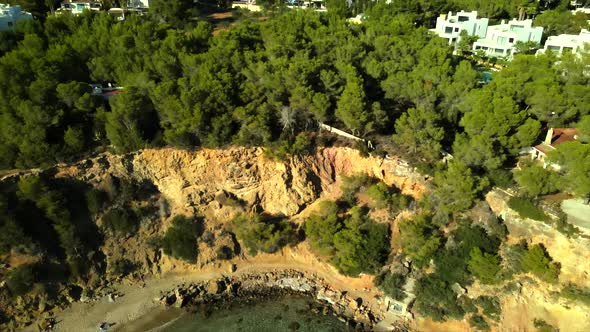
[160, 295, 351, 332]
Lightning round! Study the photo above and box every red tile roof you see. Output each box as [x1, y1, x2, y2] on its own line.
[550, 128, 578, 147]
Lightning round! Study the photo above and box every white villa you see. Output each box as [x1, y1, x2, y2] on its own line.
[0, 4, 32, 31]
[430, 10, 489, 44]
[57, 1, 101, 15]
[473, 19, 543, 58]
[536, 29, 590, 56]
[128, 0, 151, 8]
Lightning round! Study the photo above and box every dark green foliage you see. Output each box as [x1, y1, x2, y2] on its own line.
[6, 264, 35, 297]
[154, 215, 202, 262]
[399, 214, 441, 268]
[508, 197, 549, 221]
[514, 164, 560, 198]
[433, 222, 501, 286]
[101, 208, 137, 235]
[109, 258, 139, 277]
[232, 214, 298, 256]
[469, 314, 490, 331]
[560, 284, 590, 306]
[468, 247, 502, 284]
[413, 274, 465, 321]
[305, 205, 390, 276]
[520, 244, 560, 283]
[475, 296, 501, 320]
[375, 272, 406, 301]
[340, 174, 374, 205]
[85, 188, 108, 216]
[533, 319, 559, 332]
[365, 182, 412, 213]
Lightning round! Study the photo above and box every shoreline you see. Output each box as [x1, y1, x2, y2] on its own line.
[26, 256, 403, 332]
[120, 269, 383, 332]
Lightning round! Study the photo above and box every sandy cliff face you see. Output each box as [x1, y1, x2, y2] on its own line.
[486, 190, 590, 332]
[55, 147, 426, 217]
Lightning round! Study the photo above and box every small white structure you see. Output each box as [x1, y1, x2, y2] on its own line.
[128, 0, 150, 8]
[0, 4, 33, 31]
[473, 19, 543, 58]
[430, 11, 489, 44]
[57, 1, 101, 15]
[530, 127, 578, 169]
[536, 29, 590, 56]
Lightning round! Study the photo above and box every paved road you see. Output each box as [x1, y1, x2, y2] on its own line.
[561, 199, 590, 230]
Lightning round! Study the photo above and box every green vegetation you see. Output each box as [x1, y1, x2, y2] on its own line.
[153, 215, 202, 262]
[375, 272, 407, 301]
[468, 247, 501, 284]
[560, 284, 590, 306]
[398, 214, 441, 268]
[514, 164, 560, 198]
[469, 314, 490, 331]
[475, 296, 501, 320]
[413, 274, 466, 321]
[5, 264, 35, 296]
[533, 319, 559, 332]
[508, 197, 549, 221]
[232, 214, 298, 256]
[101, 207, 137, 235]
[520, 244, 560, 283]
[305, 204, 390, 276]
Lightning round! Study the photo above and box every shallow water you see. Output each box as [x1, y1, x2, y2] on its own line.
[160, 295, 350, 332]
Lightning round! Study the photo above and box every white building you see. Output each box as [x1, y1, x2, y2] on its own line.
[537, 29, 590, 56]
[430, 11, 489, 44]
[128, 0, 150, 8]
[57, 1, 101, 15]
[0, 4, 33, 31]
[473, 19, 543, 58]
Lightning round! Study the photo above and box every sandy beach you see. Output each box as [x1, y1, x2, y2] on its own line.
[24, 248, 392, 332]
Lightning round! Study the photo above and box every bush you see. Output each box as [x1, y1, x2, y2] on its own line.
[6, 264, 35, 296]
[232, 214, 299, 256]
[340, 174, 374, 205]
[85, 188, 108, 216]
[533, 319, 558, 332]
[102, 208, 137, 235]
[155, 215, 202, 262]
[508, 197, 548, 221]
[413, 275, 465, 321]
[376, 272, 407, 301]
[109, 258, 138, 277]
[399, 214, 441, 268]
[560, 284, 590, 306]
[366, 182, 411, 212]
[468, 248, 501, 284]
[469, 314, 490, 331]
[476, 296, 501, 320]
[305, 205, 390, 276]
[520, 244, 559, 283]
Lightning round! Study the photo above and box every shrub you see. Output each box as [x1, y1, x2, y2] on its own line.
[366, 182, 412, 212]
[232, 214, 298, 256]
[6, 264, 35, 296]
[468, 248, 501, 284]
[155, 215, 202, 262]
[109, 258, 138, 277]
[413, 275, 465, 321]
[305, 205, 390, 276]
[85, 188, 108, 216]
[399, 214, 441, 268]
[520, 244, 559, 283]
[469, 314, 490, 331]
[340, 174, 373, 205]
[560, 284, 590, 306]
[508, 197, 548, 221]
[102, 207, 137, 235]
[476, 296, 501, 320]
[376, 272, 407, 301]
[533, 319, 558, 332]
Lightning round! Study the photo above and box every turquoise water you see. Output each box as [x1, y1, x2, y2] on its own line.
[161, 295, 351, 332]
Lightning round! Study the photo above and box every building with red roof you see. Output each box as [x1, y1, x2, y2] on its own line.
[531, 128, 579, 167]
